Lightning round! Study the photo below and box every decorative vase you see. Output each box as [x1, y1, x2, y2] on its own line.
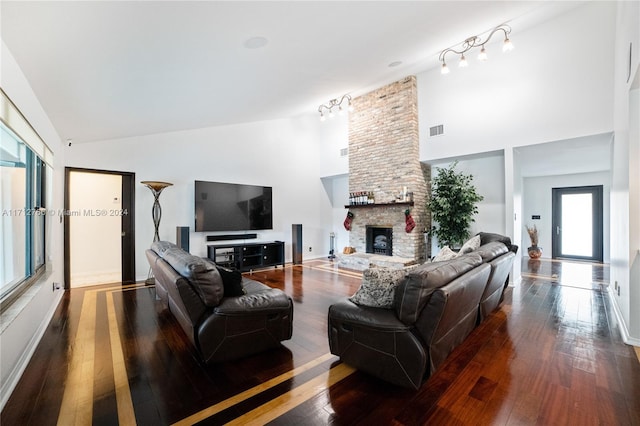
[528, 245, 542, 259]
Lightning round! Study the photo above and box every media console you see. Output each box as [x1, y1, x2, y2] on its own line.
[207, 241, 285, 272]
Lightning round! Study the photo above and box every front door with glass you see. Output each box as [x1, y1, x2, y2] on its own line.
[551, 185, 603, 262]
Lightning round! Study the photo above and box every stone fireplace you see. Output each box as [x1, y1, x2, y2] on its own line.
[344, 76, 431, 264]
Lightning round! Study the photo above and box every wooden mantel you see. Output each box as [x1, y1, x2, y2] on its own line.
[344, 201, 414, 209]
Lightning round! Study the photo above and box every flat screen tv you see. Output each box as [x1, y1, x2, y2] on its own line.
[195, 180, 273, 232]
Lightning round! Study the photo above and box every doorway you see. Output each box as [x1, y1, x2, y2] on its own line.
[64, 168, 135, 288]
[552, 185, 603, 262]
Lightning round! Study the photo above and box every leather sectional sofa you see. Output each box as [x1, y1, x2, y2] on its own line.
[328, 234, 516, 389]
[146, 241, 293, 363]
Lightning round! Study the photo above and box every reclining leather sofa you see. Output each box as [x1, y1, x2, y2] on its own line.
[328, 234, 516, 389]
[146, 241, 293, 363]
[475, 241, 515, 323]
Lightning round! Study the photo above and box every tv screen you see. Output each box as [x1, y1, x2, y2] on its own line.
[195, 180, 273, 232]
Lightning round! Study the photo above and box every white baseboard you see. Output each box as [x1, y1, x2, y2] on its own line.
[70, 270, 121, 287]
[607, 287, 640, 347]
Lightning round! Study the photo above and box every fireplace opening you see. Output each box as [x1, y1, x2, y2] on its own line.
[366, 226, 393, 256]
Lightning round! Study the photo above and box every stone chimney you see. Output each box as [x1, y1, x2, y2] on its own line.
[347, 76, 430, 262]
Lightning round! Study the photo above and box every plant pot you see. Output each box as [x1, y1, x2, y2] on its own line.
[528, 245, 542, 259]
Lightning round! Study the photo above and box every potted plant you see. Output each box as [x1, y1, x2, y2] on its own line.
[427, 161, 484, 248]
[526, 224, 542, 258]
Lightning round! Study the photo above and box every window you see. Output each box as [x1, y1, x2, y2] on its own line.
[0, 90, 52, 309]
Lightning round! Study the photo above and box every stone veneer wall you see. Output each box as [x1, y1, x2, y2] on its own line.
[348, 76, 430, 261]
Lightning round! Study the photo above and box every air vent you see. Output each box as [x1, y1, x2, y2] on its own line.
[340, 147, 349, 157]
[430, 124, 444, 137]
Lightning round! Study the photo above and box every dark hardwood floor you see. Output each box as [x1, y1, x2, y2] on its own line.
[2, 258, 639, 425]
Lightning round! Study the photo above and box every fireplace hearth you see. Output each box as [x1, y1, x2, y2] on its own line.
[366, 226, 393, 256]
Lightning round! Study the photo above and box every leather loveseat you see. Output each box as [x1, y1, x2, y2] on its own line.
[146, 241, 293, 363]
[328, 234, 516, 389]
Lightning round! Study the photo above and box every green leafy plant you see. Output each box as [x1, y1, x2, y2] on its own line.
[428, 161, 484, 248]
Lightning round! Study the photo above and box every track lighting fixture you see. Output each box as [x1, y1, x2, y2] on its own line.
[439, 24, 514, 75]
[318, 94, 353, 121]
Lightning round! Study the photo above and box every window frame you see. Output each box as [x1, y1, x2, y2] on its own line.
[0, 89, 52, 312]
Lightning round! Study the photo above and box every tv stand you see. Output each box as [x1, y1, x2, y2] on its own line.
[207, 241, 285, 272]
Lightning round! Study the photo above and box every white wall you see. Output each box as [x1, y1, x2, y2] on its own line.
[418, 1, 616, 161]
[0, 41, 65, 408]
[427, 153, 506, 253]
[318, 115, 349, 178]
[610, 0, 640, 345]
[522, 172, 611, 262]
[417, 0, 616, 254]
[629, 85, 640, 340]
[65, 115, 334, 280]
[417, 1, 617, 287]
[321, 173, 349, 254]
[510, 149, 523, 283]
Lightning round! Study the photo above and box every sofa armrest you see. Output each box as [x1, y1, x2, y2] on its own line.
[241, 277, 272, 293]
[214, 289, 291, 316]
[328, 299, 408, 331]
[198, 288, 293, 362]
[328, 298, 427, 389]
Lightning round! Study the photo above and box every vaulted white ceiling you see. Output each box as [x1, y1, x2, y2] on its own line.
[1, 1, 583, 144]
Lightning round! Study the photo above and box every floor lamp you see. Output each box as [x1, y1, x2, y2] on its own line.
[142, 181, 173, 284]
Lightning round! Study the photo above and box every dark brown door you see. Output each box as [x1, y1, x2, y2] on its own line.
[120, 173, 135, 284]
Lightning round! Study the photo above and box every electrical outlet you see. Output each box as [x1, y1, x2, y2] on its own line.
[617, 286, 621, 296]
[308, 247, 312, 252]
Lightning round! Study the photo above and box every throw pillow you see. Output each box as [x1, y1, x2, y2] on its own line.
[432, 246, 458, 262]
[349, 267, 409, 309]
[458, 235, 481, 256]
[214, 264, 245, 297]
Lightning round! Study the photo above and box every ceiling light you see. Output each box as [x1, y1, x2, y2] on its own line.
[478, 46, 488, 61]
[318, 94, 352, 121]
[388, 61, 403, 68]
[503, 37, 514, 52]
[438, 24, 513, 74]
